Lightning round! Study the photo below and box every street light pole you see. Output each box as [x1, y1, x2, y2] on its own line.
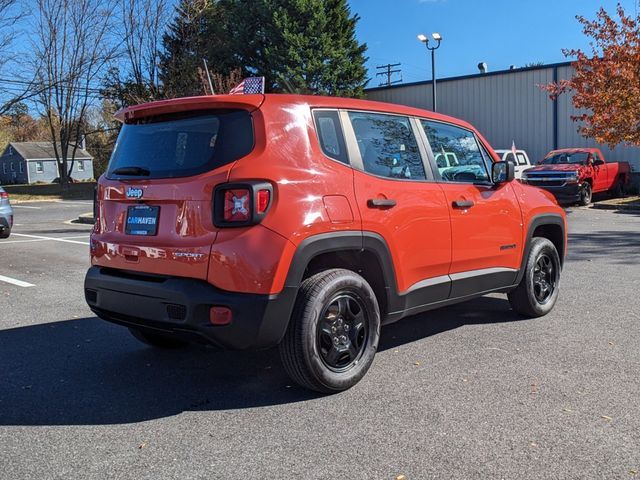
[417, 32, 442, 112]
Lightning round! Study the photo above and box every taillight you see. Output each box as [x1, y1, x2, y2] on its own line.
[223, 189, 251, 222]
[0, 191, 8, 199]
[214, 181, 273, 227]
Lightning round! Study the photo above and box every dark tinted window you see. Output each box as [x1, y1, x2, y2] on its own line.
[348, 111, 426, 180]
[107, 110, 253, 179]
[313, 110, 348, 164]
[421, 120, 490, 183]
[504, 152, 517, 165]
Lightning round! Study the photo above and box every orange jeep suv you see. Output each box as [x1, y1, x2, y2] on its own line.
[85, 94, 566, 393]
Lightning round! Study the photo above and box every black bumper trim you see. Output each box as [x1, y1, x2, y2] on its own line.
[84, 266, 296, 350]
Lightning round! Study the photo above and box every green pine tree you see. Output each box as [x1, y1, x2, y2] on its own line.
[159, 0, 214, 97]
[160, 0, 368, 98]
[256, 0, 368, 96]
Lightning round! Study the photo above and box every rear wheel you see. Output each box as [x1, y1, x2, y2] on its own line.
[279, 269, 380, 393]
[128, 327, 189, 349]
[0, 226, 9, 239]
[578, 182, 592, 206]
[508, 237, 561, 317]
[612, 178, 625, 198]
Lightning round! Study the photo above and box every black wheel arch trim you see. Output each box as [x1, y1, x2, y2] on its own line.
[282, 231, 403, 319]
[515, 213, 566, 286]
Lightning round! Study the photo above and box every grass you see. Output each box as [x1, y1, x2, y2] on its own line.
[4, 182, 96, 202]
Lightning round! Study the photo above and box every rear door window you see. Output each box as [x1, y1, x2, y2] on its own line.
[313, 110, 348, 164]
[107, 110, 253, 179]
[348, 111, 427, 181]
[516, 152, 528, 165]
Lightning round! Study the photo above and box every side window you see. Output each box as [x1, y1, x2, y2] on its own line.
[516, 152, 528, 165]
[36, 161, 44, 173]
[77, 160, 85, 171]
[421, 120, 490, 183]
[504, 152, 517, 165]
[348, 111, 426, 180]
[312, 110, 348, 164]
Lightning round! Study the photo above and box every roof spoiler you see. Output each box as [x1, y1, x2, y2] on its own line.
[114, 94, 265, 123]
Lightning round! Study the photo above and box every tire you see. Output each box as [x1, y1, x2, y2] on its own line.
[0, 227, 9, 239]
[279, 269, 381, 394]
[128, 327, 189, 349]
[508, 237, 561, 317]
[578, 182, 592, 206]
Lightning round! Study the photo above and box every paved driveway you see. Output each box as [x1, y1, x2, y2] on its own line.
[1, 202, 639, 479]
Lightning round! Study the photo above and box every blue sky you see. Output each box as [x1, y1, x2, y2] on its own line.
[351, 0, 638, 86]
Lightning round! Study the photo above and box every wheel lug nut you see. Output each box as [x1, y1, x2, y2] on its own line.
[344, 324, 350, 331]
[333, 337, 339, 345]
[331, 326, 336, 333]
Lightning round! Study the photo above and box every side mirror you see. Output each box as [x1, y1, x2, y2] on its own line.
[594, 159, 604, 166]
[492, 161, 515, 184]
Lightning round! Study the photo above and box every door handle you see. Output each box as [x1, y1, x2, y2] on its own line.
[367, 198, 397, 208]
[452, 199, 475, 209]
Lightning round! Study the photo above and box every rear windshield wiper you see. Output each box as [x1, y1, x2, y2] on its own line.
[111, 166, 151, 176]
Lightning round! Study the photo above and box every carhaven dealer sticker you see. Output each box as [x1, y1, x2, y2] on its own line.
[125, 205, 160, 236]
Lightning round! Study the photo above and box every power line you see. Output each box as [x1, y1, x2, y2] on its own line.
[375, 63, 402, 87]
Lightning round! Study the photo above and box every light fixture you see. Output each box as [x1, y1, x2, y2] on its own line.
[417, 34, 428, 43]
[431, 32, 442, 41]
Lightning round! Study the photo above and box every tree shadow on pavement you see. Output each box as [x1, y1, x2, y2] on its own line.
[0, 296, 524, 426]
[567, 230, 640, 264]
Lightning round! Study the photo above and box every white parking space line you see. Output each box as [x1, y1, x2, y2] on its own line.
[12, 205, 42, 209]
[10, 233, 89, 246]
[0, 274, 35, 287]
[0, 238, 48, 245]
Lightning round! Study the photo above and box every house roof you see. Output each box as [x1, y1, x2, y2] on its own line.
[4, 142, 93, 160]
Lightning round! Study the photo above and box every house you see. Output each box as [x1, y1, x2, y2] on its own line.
[0, 142, 94, 185]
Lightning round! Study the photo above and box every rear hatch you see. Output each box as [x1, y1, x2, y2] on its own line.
[92, 100, 259, 280]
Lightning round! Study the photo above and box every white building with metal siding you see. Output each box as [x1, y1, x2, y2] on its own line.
[365, 62, 640, 177]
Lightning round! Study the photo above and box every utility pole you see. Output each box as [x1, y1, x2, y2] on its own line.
[375, 63, 402, 87]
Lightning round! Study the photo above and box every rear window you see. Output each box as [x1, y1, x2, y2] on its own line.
[107, 110, 254, 179]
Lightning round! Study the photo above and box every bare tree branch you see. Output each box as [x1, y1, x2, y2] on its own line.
[33, 0, 118, 186]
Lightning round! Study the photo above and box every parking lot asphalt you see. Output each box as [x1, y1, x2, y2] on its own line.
[0, 201, 639, 479]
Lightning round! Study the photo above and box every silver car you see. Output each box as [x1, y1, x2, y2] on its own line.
[0, 186, 13, 239]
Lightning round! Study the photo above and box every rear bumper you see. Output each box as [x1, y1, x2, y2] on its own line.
[0, 206, 13, 231]
[84, 266, 297, 350]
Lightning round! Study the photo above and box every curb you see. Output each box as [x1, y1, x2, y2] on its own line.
[591, 203, 640, 212]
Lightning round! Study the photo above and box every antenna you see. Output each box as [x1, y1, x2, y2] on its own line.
[202, 58, 214, 95]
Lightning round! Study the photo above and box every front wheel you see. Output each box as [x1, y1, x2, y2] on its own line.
[508, 237, 561, 317]
[0, 227, 9, 239]
[279, 269, 381, 393]
[578, 183, 592, 206]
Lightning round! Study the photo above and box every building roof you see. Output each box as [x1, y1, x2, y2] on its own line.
[4, 142, 93, 160]
[365, 61, 574, 93]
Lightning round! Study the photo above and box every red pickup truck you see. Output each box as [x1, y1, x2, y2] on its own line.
[521, 148, 630, 206]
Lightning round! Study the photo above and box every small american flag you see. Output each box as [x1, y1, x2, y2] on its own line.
[229, 76, 265, 95]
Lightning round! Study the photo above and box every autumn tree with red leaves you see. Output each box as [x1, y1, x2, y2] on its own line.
[543, 4, 640, 147]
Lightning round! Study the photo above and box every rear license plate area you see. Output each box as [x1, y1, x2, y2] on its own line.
[126, 205, 160, 236]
